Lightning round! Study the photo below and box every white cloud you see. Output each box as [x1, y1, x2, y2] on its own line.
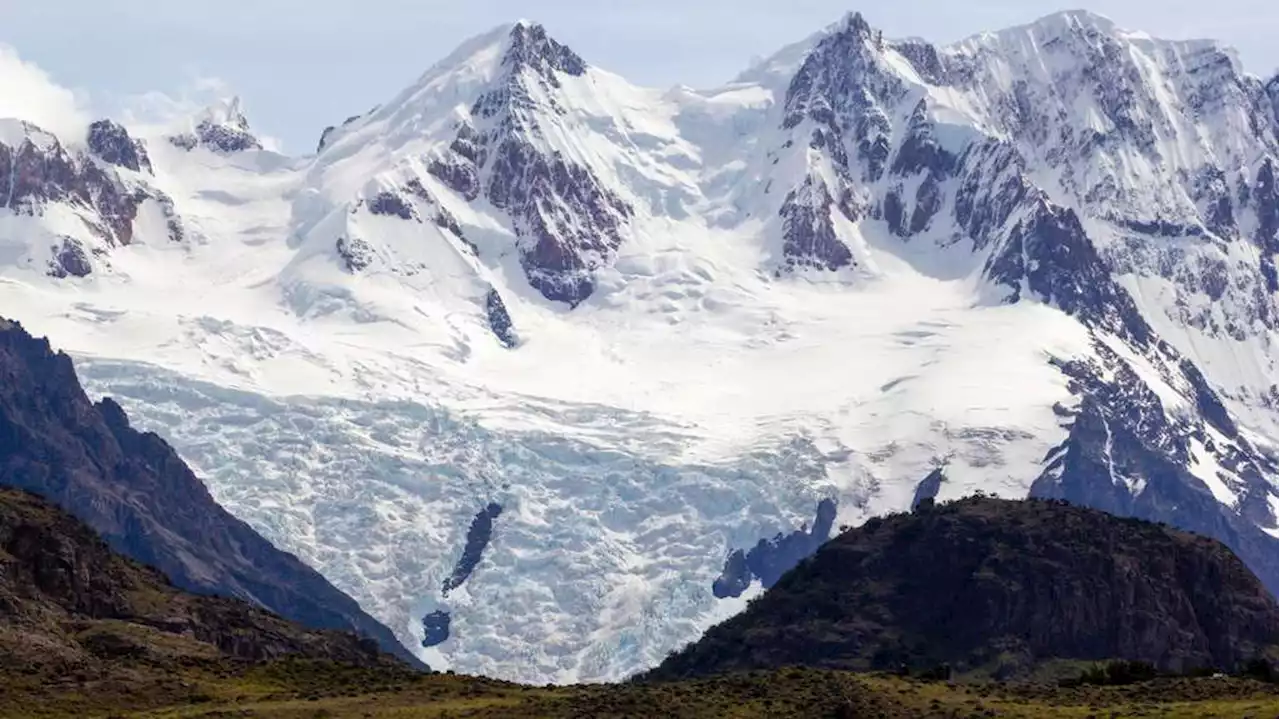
[0, 45, 91, 139]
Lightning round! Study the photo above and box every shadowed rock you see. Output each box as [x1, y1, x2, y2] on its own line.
[657, 497, 1278, 680]
[443, 503, 503, 594]
[712, 499, 837, 599]
[0, 486, 400, 667]
[87, 119, 152, 174]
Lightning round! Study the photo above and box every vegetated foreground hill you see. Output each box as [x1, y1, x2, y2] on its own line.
[0, 485, 1273, 718]
[651, 497, 1279, 680]
[0, 486, 398, 672]
[0, 318, 418, 666]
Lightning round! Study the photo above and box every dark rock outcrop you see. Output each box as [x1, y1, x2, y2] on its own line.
[0, 319, 420, 667]
[0, 121, 184, 268]
[442, 503, 502, 594]
[1033, 346, 1279, 597]
[194, 119, 262, 153]
[484, 289, 518, 348]
[47, 237, 93, 279]
[86, 119, 152, 174]
[170, 100, 262, 154]
[367, 190, 415, 220]
[426, 25, 634, 307]
[336, 236, 375, 272]
[712, 499, 836, 599]
[910, 467, 946, 510]
[986, 198, 1153, 345]
[317, 112, 365, 153]
[505, 21, 587, 80]
[655, 497, 1278, 680]
[421, 610, 451, 648]
[0, 486, 399, 667]
[778, 179, 855, 271]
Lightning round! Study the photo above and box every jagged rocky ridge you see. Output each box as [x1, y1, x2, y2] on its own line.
[169, 97, 263, 153]
[423, 23, 634, 306]
[653, 497, 1279, 680]
[758, 12, 1278, 592]
[0, 119, 181, 278]
[0, 318, 421, 667]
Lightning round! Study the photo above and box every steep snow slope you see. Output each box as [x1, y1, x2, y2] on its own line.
[0, 11, 1275, 683]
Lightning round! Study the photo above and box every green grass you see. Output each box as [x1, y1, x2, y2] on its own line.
[1, 659, 1274, 718]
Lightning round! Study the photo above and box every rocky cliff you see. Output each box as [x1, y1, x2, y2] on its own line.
[652, 497, 1278, 680]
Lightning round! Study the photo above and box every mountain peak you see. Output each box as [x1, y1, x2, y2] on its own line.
[839, 10, 874, 38]
[196, 95, 252, 132]
[169, 95, 262, 153]
[503, 19, 587, 78]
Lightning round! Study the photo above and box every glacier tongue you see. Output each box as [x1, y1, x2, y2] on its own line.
[0, 9, 1275, 682]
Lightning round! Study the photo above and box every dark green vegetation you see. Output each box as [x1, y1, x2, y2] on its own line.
[651, 496, 1278, 681]
[5, 659, 1276, 718]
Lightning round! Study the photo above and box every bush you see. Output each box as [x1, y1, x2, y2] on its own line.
[1071, 660, 1158, 686]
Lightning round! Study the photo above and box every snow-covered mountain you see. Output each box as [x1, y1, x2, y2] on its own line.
[0, 10, 1275, 683]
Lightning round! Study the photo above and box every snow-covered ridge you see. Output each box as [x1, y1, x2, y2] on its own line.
[0, 10, 1275, 683]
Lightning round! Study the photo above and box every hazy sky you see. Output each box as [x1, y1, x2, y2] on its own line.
[3, 1, 1277, 151]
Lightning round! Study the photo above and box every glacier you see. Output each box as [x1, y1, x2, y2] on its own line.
[0, 9, 1275, 682]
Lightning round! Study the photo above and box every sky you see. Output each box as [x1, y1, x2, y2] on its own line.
[2, 0, 1276, 152]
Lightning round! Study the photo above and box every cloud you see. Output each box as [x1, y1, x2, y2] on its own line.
[0, 45, 91, 138]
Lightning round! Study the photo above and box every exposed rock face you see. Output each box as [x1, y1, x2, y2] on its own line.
[778, 178, 855, 271]
[484, 289, 518, 348]
[87, 119, 152, 174]
[317, 112, 366, 153]
[910, 467, 946, 510]
[712, 499, 836, 599]
[504, 21, 587, 78]
[0, 319, 420, 667]
[367, 190, 416, 220]
[772, 14, 899, 271]
[0, 486, 399, 667]
[0, 120, 184, 278]
[442, 503, 503, 595]
[336, 235, 375, 272]
[1032, 345, 1279, 596]
[85, 118, 151, 173]
[425, 24, 634, 307]
[1253, 158, 1278, 292]
[421, 610, 451, 648]
[655, 497, 1278, 680]
[170, 97, 263, 154]
[46, 237, 93, 279]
